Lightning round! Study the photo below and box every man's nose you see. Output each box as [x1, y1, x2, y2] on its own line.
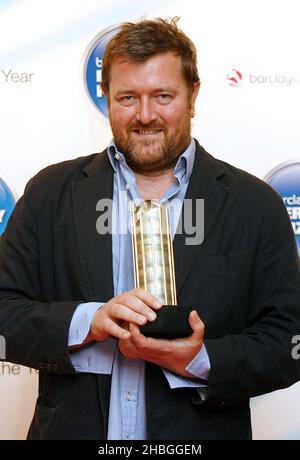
[136, 97, 158, 124]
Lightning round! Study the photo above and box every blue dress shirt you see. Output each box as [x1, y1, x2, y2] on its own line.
[68, 138, 210, 439]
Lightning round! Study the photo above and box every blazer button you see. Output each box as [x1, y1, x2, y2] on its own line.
[38, 362, 45, 370]
[51, 364, 59, 372]
[46, 363, 52, 372]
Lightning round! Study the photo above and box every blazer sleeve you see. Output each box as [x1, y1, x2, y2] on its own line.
[0, 179, 79, 374]
[203, 198, 300, 405]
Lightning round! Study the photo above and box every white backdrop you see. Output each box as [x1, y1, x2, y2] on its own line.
[0, 0, 300, 439]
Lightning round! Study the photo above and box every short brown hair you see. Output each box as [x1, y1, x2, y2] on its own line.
[101, 17, 200, 94]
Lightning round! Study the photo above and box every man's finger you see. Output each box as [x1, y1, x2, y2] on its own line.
[105, 318, 131, 339]
[129, 322, 141, 337]
[112, 303, 148, 326]
[129, 322, 162, 349]
[131, 288, 162, 310]
[120, 296, 158, 321]
[188, 310, 204, 338]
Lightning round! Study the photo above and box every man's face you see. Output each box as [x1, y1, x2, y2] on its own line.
[105, 52, 199, 173]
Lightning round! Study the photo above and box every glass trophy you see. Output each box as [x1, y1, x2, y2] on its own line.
[130, 200, 193, 338]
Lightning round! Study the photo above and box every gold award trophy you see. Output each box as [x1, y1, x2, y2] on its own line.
[130, 200, 193, 338]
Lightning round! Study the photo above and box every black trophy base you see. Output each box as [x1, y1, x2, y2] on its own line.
[140, 305, 194, 339]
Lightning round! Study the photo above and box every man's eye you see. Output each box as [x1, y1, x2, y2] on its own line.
[158, 94, 171, 101]
[120, 95, 134, 102]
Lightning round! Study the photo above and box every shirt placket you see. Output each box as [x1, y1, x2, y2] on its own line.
[121, 357, 142, 440]
[115, 162, 145, 440]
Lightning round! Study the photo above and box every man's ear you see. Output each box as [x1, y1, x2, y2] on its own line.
[190, 81, 200, 117]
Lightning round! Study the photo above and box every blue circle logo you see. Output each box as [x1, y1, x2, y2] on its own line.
[0, 177, 15, 235]
[265, 161, 300, 256]
[83, 25, 119, 118]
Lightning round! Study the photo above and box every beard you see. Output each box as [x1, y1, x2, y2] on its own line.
[109, 114, 192, 174]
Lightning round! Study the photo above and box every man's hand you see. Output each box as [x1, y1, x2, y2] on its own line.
[118, 310, 205, 378]
[89, 288, 161, 342]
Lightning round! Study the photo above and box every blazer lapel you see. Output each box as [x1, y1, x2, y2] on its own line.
[174, 141, 229, 297]
[72, 150, 114, 302]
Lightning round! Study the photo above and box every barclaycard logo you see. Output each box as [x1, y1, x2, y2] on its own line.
[265, 161, 300, 256]
[0, 177, 15, 235]
[83, 25, 120, 118]
[226, 69, 243, 87]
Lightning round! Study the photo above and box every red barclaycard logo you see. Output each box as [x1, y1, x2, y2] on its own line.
[226, 69, 243, 87]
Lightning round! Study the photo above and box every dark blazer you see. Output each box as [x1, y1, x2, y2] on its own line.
[0, 140, 299, 440]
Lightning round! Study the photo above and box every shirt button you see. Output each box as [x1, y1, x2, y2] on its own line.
[125, 183, 130, 190]
[114, 153, 120, 160]
[126, 392, 133, 401]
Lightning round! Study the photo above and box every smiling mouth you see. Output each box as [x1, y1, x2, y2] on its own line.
[132, 129, 163, 135]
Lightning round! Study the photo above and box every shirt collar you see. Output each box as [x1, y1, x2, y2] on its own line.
[107, 137, 195, 183]
[173, 137, 195, 183]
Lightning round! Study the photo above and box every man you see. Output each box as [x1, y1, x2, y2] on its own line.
[0, 18, 300, 440]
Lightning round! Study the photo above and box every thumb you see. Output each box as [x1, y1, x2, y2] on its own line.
[188, 310, 204, 338]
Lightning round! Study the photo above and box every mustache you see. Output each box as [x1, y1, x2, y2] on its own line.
[128, 122, 166, 132]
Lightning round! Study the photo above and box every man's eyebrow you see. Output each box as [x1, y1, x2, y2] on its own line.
[152, 87, 176, 93]
[115, 89, 134, 95]
[115, 87, 176, 96]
